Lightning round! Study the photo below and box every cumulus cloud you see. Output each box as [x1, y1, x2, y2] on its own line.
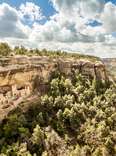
[51, 0, 79, 14]
[28, 0, 116, 57]
[51, 0, 105, 19]
[100, 2, 116, 33]
[30, 0, 106, 44]
[0, 3, 29, 38]
[19, 2, 44, 23]
[80, 0, 105, 19]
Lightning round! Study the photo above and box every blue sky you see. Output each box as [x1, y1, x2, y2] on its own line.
[0, 0, 116, 58]
[0, 0, 115, 19]
[0, 0, 116, 27]
[105, 0, 116, 4]
[0, 0, 56, 18]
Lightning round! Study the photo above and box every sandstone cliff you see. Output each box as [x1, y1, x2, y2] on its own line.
[0, 56, 109, 121]
[102, 58, 116, 81]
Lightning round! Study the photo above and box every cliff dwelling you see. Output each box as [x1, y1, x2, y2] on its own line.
[0, 84, 31, 109]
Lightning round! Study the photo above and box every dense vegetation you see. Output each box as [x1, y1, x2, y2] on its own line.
[0, 68, 115, 155]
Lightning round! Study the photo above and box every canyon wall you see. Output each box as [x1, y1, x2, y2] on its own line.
[0, 56, 109, 120]
[102, 58, 116, 81]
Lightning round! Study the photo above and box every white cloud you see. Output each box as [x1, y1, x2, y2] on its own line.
[80, 0, 105, 20]
[30, 0, 105, 44]
[51, 0, 105, 20]
[0, 3, 28, 38]
[19, 2, 44, 23]
[50, 0, 79, 13]
[100, 2, 116, 33]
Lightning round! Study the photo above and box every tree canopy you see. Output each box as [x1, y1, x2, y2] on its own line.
[0, 69, 115, 156]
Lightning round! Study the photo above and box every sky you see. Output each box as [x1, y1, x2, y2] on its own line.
[0, 0, 116, 58]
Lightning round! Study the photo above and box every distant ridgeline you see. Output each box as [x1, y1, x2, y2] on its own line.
[0, 43, 115, 156]
[0, 42, 100, 61]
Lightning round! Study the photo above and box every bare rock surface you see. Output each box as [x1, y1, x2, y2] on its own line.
[102, 58, 116, 81]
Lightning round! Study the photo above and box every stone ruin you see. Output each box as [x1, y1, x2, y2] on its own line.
[0, 84, 31, 109]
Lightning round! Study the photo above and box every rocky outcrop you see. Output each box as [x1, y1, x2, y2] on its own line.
[0, 56, 109, 121]
[0, 56, 108, 92]
[102, 58, 116, 81]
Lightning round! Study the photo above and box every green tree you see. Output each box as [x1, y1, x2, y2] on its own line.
[0, 43, 12, 56]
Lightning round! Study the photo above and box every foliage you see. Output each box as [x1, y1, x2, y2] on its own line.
[0, 43, 12, 56]
[0, 66, 116, 155]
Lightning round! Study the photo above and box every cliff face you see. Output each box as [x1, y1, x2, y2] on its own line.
[0, 56, 108, 120]
[0, 56, 108, 92]
[102, 58, 116, 81]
